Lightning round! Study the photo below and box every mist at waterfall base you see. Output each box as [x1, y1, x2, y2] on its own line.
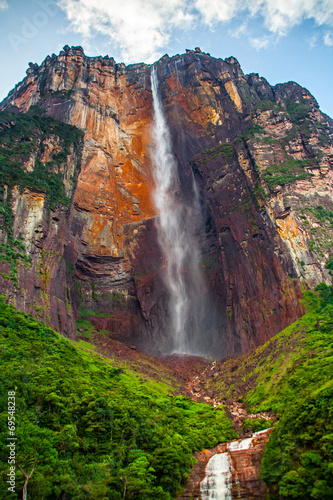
[150, 66, 223, 357]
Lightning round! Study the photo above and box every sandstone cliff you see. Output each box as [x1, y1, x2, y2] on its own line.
[1, 46, 332, 354]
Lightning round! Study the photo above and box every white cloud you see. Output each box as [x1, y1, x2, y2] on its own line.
[57, 0, 193, 63]
[0, 0, 8, 10]
[324, 32, 333, 46]
[258, 0, 333, 35]
[249, 34, 275, 50]
[194, 0, 333, 35]
[194, 0, 241, 26]
[308, 34, 318, 47]
[57, 0, 333, 62]
[231, 21, 249, 39]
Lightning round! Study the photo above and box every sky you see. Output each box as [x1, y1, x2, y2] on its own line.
[0, 0, 333, 117]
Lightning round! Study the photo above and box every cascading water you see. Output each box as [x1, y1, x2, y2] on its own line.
[200, 430, 272, 499]
[150, 66, 209, 354]
[200, 452, 233, 500]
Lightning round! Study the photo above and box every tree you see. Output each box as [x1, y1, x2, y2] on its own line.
[119, 450, 155, 499]
[16, 450, 37, 500]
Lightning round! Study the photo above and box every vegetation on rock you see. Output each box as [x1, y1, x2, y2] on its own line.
[262, 158, 310, 188]
[0, 108, 83, 209]
[0, 109, 83, 286]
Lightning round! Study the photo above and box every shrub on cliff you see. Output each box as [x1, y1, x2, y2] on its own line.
[0, 109, 84, 209]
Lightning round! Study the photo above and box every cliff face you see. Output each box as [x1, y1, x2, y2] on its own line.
[1, 46, 332, 355]
[0, 110, 83, 338]
[178, 429, 272, 499]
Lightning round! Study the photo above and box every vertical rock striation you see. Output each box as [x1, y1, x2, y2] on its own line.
[1, 46, 332, 354]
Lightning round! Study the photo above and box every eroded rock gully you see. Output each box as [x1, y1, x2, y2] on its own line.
[1, 45, 332, 356]
[177, 364, 275, 499]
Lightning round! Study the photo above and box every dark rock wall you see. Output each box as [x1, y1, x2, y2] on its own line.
[1, 46, 332, 355]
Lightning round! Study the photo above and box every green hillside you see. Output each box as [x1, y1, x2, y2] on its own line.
[1, 286, 333, 499]
[0, 298, 235, 499]
[206, 286, 333, 499]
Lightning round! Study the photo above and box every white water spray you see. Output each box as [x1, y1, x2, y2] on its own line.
[200, 452, 233, 500]
[150, 66, 207, 354]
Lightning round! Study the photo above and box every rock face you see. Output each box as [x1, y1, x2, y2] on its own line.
[1, 46, 332, 354]
[178, 428, 272, 499]
[229, 430, 273, 499]
[0, 111, 83, 338]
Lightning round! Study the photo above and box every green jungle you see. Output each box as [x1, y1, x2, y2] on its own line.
[0, 283, 333, 499]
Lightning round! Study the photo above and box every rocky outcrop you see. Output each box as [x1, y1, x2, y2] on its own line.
[229, 429, 273, 499]
[0, 115, 83, 338]
[1, 46, 332, 354]
[178, 429, 272, 499]
[178, 443, 226, 499]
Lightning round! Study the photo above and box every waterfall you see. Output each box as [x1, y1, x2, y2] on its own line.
[150, 66, 208, 354]
[200, 430, 272, 499]
[200, 452, 233, 500]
